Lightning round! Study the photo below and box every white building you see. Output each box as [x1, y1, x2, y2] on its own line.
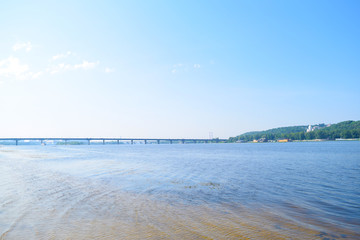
[307, 125, 312, 132]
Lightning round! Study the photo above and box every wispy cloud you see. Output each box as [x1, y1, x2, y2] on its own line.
[171, 63, 183, 74]
[48, 63, 72, 74]
[51, 51, 73, 61]
[173, 63, 183, 68]
[74, 60, 99, 70]
[105, 67, 115, 73]
[31, 71, 43, 79]
[48, 60, 99, 74]
[171, 63, 201, 74]
[1, 44, 103, 80]
[49, 50, 99, 73]
[13, 42, 32, 52]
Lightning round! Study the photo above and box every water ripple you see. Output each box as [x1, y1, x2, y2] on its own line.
[0, 142, 359, 239]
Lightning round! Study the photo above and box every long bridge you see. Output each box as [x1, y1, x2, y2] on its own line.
[0, 138, 228, 145]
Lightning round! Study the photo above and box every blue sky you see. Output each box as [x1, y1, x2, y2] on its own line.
[0, 0, 359, 138]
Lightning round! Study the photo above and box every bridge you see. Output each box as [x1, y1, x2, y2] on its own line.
[0, 138, 228, 145]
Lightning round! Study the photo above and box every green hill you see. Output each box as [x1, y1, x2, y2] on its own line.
[312, 120, 360, 140]
[242, 125, 308, 136]
[229, 120, 360, 142]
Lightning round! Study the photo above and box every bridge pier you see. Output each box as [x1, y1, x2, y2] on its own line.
[181, 139, 185, 144]
[65, 139, 68, 145]
[103, 139, 105, 145]
[15, 140, 18, 146]
[169, 140, 172, 144]
[117, 140, 119, 144]
[131, 140, 133, 144]
[144, 140, 147, 144]
[157, 140, 160, 144]
[88, 140, 90, 145]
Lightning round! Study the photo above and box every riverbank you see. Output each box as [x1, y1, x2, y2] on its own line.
[235, 138, 360, 143]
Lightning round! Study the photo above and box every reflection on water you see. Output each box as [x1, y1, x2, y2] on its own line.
[0, 142, 359, 239]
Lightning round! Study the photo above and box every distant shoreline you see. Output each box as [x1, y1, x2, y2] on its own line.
[230, 120, 360, 143]
[234, 138, 360, 143]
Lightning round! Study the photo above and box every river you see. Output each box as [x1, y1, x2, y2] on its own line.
[0, 141, 359, 239]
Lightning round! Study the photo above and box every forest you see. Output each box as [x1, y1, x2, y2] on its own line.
[228, 121, 360, 142]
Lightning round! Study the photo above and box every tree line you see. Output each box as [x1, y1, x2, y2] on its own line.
[229, 120, 360, 142]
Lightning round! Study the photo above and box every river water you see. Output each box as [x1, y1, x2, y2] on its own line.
[0, 141, 359, 239]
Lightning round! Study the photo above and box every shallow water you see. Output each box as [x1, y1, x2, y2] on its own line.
[0, 142, 359, 239]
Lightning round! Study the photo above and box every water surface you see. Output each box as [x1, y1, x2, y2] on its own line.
[0, 141, 359, 239]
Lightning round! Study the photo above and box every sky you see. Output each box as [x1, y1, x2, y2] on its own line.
[0, 0, 359, 138]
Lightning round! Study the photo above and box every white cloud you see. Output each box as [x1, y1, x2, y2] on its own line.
[74, 60, 99, 70]
[51, 51, 72, 61]
[48, 60, 99, 74]
[171, 63, 184, 74]
[173, 63, 183, 68]
[171, 63, 201, 73]
[0, 56, 30, 80]
[48, 63, 72, 74]
[105, 67, 115, 73]
[0, 56, 43, 80]
[30, 71, 43, 79]
[50, 52, 100, 72]
[13, 42, 32, 52]
[2, 44, 102, 80]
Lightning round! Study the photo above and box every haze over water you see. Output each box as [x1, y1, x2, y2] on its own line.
[0, 141, 359, 239]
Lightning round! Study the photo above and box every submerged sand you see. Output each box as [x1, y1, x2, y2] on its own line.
[0, 147, 358, 239]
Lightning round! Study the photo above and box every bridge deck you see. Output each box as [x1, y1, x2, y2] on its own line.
[0, 138, 227, 141]
[0, 138, 228, 145]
